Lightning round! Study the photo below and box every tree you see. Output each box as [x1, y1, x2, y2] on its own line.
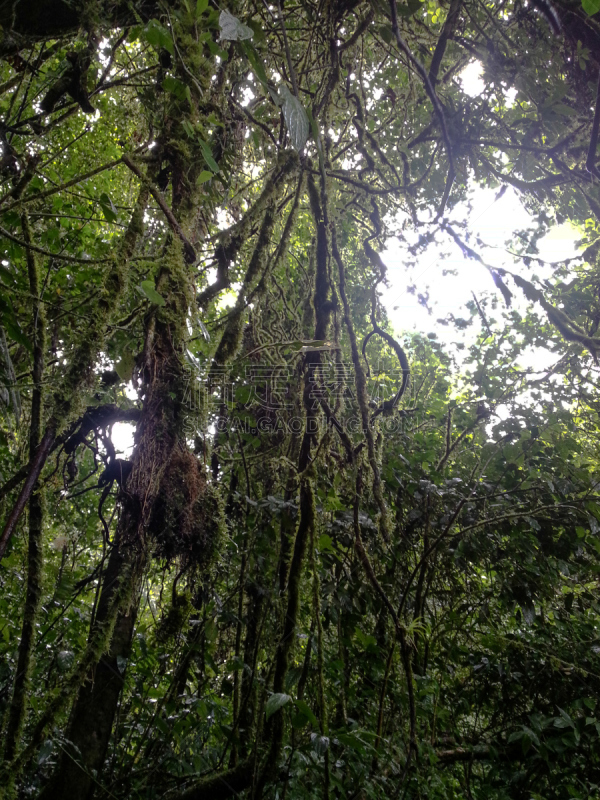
[2, 1, 600, 799]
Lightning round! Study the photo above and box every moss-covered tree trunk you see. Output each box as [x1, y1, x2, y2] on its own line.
[40, 240, 193, 799]
[38, 537, 141, 800]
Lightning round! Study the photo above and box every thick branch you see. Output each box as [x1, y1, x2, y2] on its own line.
[429, 0, 462, 86]
[122, 155, 196, 263]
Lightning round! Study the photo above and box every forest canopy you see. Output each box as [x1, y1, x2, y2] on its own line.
[2, 1, 600, 798]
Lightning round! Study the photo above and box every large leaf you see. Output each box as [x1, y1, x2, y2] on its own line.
[265, 693, 291, 719]
[198, 139, 220, 173]
[142, 19, 174, 55]
[583, 0, 600, 15]
[279, 86, 310, 151]
[241, 40, 268, 87]
[99, 192, 118, 223]
[115, 351, 136, 381]
[139, 280, 166, 306]
[294, 699, 319, 727]
[219, 10, 254, 41]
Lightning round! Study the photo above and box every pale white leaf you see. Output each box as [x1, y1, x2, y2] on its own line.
[219, 10, 254, 41]
[310, 733, 330, 755]
[280, 85, 310, 151]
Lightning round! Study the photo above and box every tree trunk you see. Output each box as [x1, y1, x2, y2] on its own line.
[40, 246, 190, 799]
[38, 540, 142, 800]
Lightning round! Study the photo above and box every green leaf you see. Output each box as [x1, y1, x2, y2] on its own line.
[555, 707, 575, 729]
[155, 716, 169, 735]
[206, 38, 230, 59]
[139, 280, 166, 306]
[182, 119, 195, 138]
[337, 732, 367, 755]
[0, 264, 16, 285]
[397, 0, 424, 16]
[377, 24, 394, 44]
[196, 0, 209, 16]
[265, 693, 291, 719]
[294, 699, 319, 727]
[197, 170, 214, 184]
[240, 40, 268, 87]
[3, 317, 32, 352]
[115, 352, 135, 381]
[291, 712, 309, 729]
[583, 0, 600, 16]
[143, 20, 175, 54]
[197, 139, 219, 173]
[162, 76, 189, 101]
[245, 19, 265, 43]
[99, 192, 118, 222]
[553, 103, 577, 117]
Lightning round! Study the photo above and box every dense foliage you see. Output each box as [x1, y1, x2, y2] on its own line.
[2, 1, 600, 798]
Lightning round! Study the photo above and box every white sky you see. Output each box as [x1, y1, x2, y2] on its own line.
[382, 187, 580, 344]
[382, 59, 581, 371]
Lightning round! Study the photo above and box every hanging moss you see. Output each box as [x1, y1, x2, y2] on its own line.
[149, 449, 224, 567]
[154, 589, 193, 645]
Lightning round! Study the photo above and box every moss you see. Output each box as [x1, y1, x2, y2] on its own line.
[48, 185, 149, 435]
[213, 313, 245, 367]
[197, 151, 299, 309]
[156, 238, 195, 334]
[211, 203, 277, 369]
[307, 170, 332, 341]
[149, 449, 224, 568]
[154, 590, 193, 644]
[3, 215, 48, 765]
[302, 244, 316, 336]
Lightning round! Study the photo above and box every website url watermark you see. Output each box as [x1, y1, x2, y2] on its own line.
[182, 360, 431, 435]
